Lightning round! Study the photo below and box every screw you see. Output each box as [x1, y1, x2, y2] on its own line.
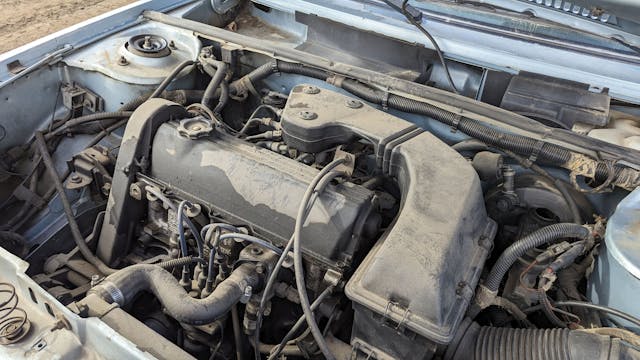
[90, 274, 100, 287]
[302, 85, 320, 94]
[346, 99, 363, 109]
[298, 111, 317, 120]
[117, 56, 128, 66]
[169, 40, 176, 49]
[250, 247, 263, 256]
[70, 174, 82, 184]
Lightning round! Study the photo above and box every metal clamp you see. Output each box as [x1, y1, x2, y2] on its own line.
[450, 114, 463, 133]
[526, 139, 546, 167]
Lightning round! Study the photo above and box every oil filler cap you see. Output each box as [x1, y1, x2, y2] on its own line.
[177, 117, 213, 139]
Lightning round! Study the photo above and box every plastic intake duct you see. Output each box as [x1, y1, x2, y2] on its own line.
[446, 320, 640, 360]
[280, 85, 497, 352]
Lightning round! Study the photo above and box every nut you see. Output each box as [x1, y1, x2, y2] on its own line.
[129, 183, 144, 200]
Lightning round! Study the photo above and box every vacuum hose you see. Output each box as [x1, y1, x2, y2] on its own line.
[92, 262, 260, 325]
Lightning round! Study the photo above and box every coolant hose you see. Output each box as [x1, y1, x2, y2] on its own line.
[446, 320, 640, 360]
[149, 60, 196, 98]
[484, 223, 590, 293]
[120, 90, 206, 111]
[202, 59, 228, 108]
[92, 262, 260, 325]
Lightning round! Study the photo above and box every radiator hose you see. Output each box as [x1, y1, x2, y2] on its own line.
[91, 262, 260, 325]
[446, 319, 640, 360]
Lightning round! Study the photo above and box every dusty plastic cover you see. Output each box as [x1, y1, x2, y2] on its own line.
[280, 85, 497, 344]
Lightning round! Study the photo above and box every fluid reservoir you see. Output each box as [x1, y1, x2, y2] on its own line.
[589, 187, 640, 331]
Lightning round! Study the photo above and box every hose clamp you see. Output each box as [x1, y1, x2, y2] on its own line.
[450, 113, 463, 133]
[381, 89, 390, 111]
[526, 139, 546, 166]
[101, 282, 125, 306]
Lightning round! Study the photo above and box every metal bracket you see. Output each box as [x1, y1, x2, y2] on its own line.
[62, 83, 104, 117]
[66, 146, 112, 197]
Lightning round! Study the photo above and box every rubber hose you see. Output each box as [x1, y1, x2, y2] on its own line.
[93, 263, 260, 325]
[447, 321, 640, 360]
[484, 223, 589, 293]
[276, 60, 329, 79]
[156, 256, 205, 270]
[120, 90, 206, 111]
[202, 60, 228, 108]
[214, 80, 229, 114]
[246, 62, 277, 85]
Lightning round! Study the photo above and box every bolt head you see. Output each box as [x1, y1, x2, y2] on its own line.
[117, 56, 128, 66]
[302, 85, 320, 94]
[70, 175, 82, 183]
[298, 111, 318, 120]
[346, 99, 363, 109]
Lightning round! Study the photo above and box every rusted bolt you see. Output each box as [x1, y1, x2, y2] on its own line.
[346, 99, 363, 109]
[298, 111, 317, 120]
[302, 85, 320, 94]
[117, 56, 128, 66]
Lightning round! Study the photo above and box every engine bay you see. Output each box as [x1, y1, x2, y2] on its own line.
[2, 1, 640, 359]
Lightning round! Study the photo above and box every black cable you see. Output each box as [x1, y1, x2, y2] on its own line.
[150, 60, 197, 98]
[268, 286, 334, 360]
[525, 301, 640, 330]
[253, 159, 346, 360]
[231, 304, 245, 360]
[395, 0, 460, 94]
[34, 132, 116, 275]
[44, 111, 133, 139]
[538, 288, 568, 328]
[292, 166, 345, 360]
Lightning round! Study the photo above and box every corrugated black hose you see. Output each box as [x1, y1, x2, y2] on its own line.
[483, 223, 590, 293]
[446, 319, 640, 360]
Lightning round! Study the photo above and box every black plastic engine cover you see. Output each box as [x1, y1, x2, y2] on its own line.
[149, 123, 376, 267]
